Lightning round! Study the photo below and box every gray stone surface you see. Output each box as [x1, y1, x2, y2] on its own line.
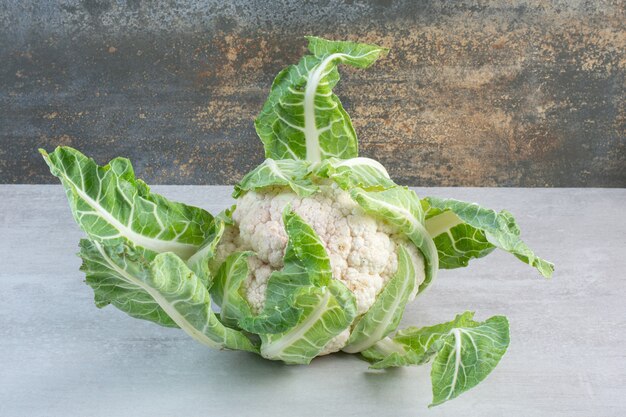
[1, 1, 625, 186]
[1, 185, 625, 416]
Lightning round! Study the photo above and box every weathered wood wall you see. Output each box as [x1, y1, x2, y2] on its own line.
[1, 0, 624, 186]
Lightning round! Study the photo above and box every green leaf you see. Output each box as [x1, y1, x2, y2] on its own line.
[150, 252, 260, 353]
[79, 239, 176, 327]
[364, 311, 479, 368]
[350, 187, 439, 293]
[239, 208, 333, 334]
[80, 239, 259, 352]
[315, 157, 396, 191]
[41, 146, 216, 260]
[362, 312, 510, 406]
[360, 336, 427, 367]
[260, 279, 357, 364]
[255, 37, 388, 162]
[277, 208, 334, 287]
[423, 197, 554, 277]
[233, 158, 318, 198]
[343, 245, 416, 353]
[429, 315, 509, 406]
[210, 251, 254, 328]
[186, 220, 225, 287]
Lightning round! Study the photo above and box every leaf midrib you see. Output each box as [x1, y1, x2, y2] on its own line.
[59, 167, 199, 258]
[94, 242, 222, 349]
[261, 289, 331, 359]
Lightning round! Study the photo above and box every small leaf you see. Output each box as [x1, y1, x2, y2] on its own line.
[315, 157, 396, 191]
[210, 251, 254, 328]
[430, 315, 509, 406]
[260, 280, 357, 364]
[233, 158, 318, 198]
[186, 220, 225, 287]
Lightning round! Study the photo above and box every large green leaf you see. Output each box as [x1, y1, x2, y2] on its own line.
[79, 239, 176, 327]
[423, 197, 554, 277]
[350, 187, 438, 293]
[210, 251, 254, 329]
[240, 208, 333, 334]
[315, 157, 396, 191]
[361, 312, 509, 407]
[41, 146, 215, 260]
[233, 158, 318, 198]
[255, 37, 387, 162]
[259, 280, 357, 364]
[429, 314, 509, 406]
[79, 239, 258, 352]
[343, 245, 416, 353]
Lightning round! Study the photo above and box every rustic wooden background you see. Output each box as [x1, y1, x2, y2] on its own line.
[1, 1, 624, 186]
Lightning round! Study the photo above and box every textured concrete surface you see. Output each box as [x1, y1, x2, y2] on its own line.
[1, 185, 625, 416]
[0, 1, 625, 186]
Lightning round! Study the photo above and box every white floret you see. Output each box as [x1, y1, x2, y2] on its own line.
[318, 328, 351, 356]
[215, 183, 425, 355]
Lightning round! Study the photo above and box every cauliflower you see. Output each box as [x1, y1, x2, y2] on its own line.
[215, 183, 425, 355]
[43, 36, 553, 407]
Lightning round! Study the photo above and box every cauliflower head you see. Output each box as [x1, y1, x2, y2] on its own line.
[215, 182, 425, 355]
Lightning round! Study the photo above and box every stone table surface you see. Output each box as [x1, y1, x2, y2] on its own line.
[1, 185, 624, 417]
